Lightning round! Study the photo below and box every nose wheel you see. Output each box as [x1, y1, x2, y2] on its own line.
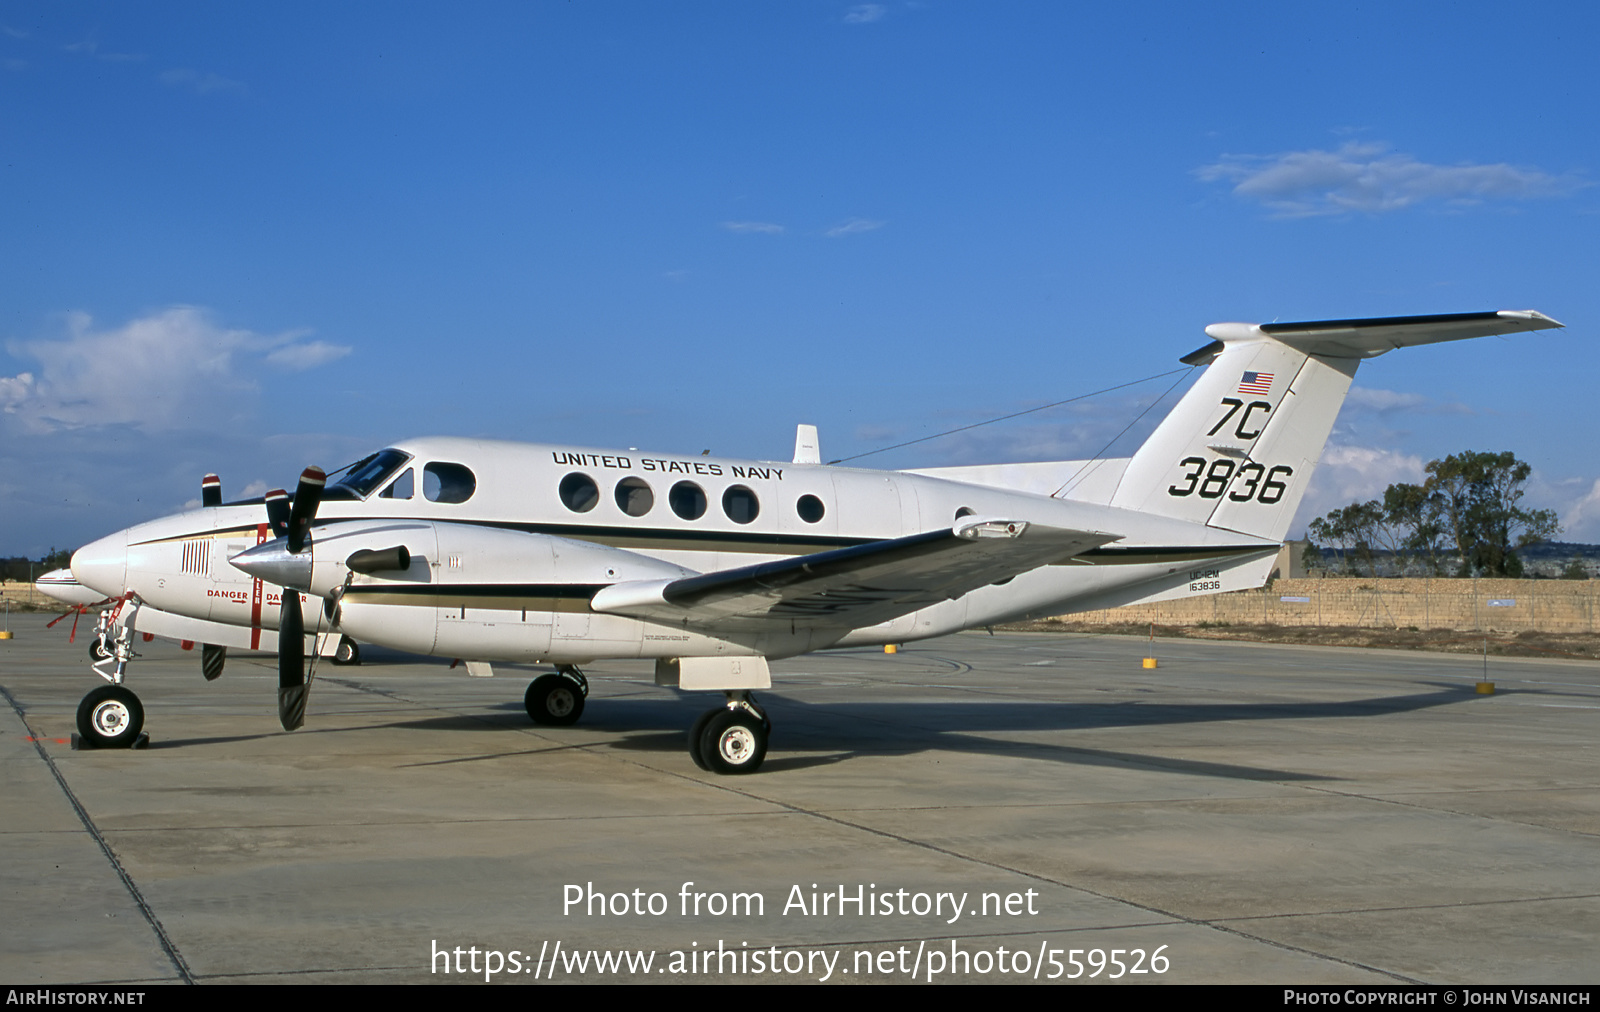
[76, 685, 144, 748]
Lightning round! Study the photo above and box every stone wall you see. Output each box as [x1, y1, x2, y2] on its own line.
[1062, 577, 1600, 634]
[0, 581, 55, 610]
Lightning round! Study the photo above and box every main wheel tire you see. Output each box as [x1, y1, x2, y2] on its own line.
[331, 636, 361, 666]
[76, 686, 144, 748]
[89, 638, 112, 662]
[700, 709, 767, 775]
[525, 674, 584, 726]
[687, 708, 719, 771]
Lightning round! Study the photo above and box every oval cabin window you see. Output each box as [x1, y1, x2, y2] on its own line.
[669, 481, 707, 520]
[615, 477, 654, 517]
[722, 485, 760, 524]
[424, 463, 477, 504]
[559, 472, 599, 513]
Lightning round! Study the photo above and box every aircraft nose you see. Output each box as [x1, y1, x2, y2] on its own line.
[71, 529, 130, 598]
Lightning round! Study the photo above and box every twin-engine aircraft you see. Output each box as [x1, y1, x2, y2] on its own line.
[66, 310, 1563, 772]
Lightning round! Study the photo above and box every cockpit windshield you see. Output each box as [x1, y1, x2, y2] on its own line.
[326, 448, 411, 500]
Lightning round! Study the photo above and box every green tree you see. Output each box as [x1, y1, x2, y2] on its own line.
[1308, 501, 1380, 575]
[1306, 450, 1558, 578]
[1423, 451, 1559, 577]
[1382, 482, 1450, 575]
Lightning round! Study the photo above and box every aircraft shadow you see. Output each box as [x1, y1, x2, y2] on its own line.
[534, 685, 1476, 780]
[138, 683, 1479, 782]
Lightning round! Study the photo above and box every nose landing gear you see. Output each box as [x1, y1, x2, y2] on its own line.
[76, 622, 147, 748]
[76, 685, 144, 748]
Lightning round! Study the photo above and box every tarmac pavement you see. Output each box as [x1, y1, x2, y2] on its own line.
[2, 613, 1596, 984]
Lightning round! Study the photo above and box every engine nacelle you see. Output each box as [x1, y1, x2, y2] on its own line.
[233, 520, 700, 661]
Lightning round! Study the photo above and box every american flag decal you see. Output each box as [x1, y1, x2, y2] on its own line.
[1238, 371, 1274, 396]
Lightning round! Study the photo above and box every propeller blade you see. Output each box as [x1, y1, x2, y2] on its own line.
[286, 467, 326, 554]
[263, 489, 290, 539]
[201, 643, 226, 681]
[278, 591, 306, 731]
[201, 474, 222, 508]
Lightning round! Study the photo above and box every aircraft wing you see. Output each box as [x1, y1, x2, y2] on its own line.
[590, 517, 1118, 634]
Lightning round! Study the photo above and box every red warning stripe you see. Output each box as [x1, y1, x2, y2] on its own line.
[250, 522, 268, 650]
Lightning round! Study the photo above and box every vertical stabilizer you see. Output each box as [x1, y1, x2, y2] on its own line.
[1107, 311, 1562, 542]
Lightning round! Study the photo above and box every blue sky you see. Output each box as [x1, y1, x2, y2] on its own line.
[3, 2, 1597, 556]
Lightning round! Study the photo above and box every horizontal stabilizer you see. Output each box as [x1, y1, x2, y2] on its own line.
[1184, 310, 1563, 365]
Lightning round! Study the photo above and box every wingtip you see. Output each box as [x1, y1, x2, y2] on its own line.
[1496, 309, 1564, 329]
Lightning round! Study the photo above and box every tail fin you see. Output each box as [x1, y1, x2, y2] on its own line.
[1106, 311, 1562, 541]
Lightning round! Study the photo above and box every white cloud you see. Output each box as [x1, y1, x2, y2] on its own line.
[1342, 386, 1473, 416]
[843, 4, 887, 23]
[1197, 142, 1587, 217]
[721, 220, 784, 234]
[62, 39, 143, 63]
[1558, 479, 1600, 542]
[825, 218, 885, 237]
[1, 307, 350, 435]
[160, 67, 245, 95]
[1292, 444, 1424, 534]
[1530, 475, 1600, 544]
[263, 340, 352, 371]
[1343, 387, 1430, 413]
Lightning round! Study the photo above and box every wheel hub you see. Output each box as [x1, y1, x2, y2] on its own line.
[92, 701, 129, 735]
[547, 689, 575, 718]
[717, 726, 755, 764]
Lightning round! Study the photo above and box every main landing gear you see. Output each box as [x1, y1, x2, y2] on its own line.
[525, 665, 589, 726]
[330, 635, 361, 666]
[516, 665, 772, 775]
[688, 693, 769, 775]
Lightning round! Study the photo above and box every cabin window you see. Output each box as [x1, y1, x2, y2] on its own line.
[424, 463, 477, 504]
[615, 477, 654, 517]
[559, 472, 600, 512]
[722, 485, 759, 524]
[380, 469, 414, 499]
[796, 494, 826, 524]
[669, 481, 707, 520]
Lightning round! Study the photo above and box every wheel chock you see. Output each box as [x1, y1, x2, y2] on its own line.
[72, 732, 150, 750]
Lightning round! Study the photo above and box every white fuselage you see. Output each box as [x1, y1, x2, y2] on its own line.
[73, 436, 1276, 663]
